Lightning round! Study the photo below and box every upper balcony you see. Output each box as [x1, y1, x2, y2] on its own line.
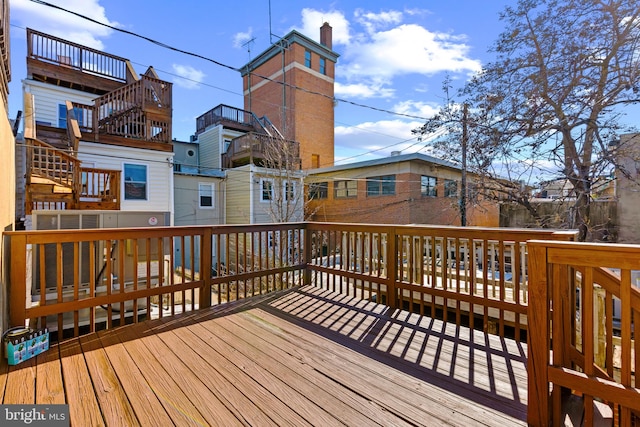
[222, 132, 301, 169]
[2, 222, 638, 425]
[27, 28, 136, 94]
[195, 104, 256, 135]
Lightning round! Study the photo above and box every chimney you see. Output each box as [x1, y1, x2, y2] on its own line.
[320, 22, 332, 49]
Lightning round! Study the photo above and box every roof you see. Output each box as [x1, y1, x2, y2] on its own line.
[240, 29, 340, 76]
[307, 152, 461, 175]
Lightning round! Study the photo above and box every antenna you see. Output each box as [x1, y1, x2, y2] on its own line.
[242, 37, 256, 60]
[269, 0, 273, 44]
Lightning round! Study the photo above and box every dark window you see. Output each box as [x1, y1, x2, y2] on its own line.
[367, 175, 395, 196]
[309, 182, 328, 200]
[305, 50, 312, 68]
[261, 179, 274, 201]
[444, 179, 458, 197]
[124, 164, 147, 200]
[334, 180, 358, 198]
[421, 175, 437, 197]
[319, 57, 326, 75]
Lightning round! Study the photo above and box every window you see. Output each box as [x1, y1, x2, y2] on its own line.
[311, 154, 320, 169]
[367, 175, 396, 196]
[305, 50, 312, 68]
[334, 180, 357, 198]
[285, 181, 296, 201]
[444, 179, 458, 197]
[58, 104, 84, 129]
[199, 183, 214, 208]
[124, 163, 147, 200]
[421, 175, 437, 197]
[309, 182, 328, 200]
[319, 58, 326, 75]
[260, 178, 274, 202]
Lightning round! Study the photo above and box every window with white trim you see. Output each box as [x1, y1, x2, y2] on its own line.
[124, 163, 147, 200]
[260, 178, 274, 202]
[199, 183, 214, 208]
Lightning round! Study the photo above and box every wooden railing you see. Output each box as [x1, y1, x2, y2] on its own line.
[528, 241, 640, 426]
[5, 223, 581, 341]
[28, 138, 79, 189]
[195, 104, 255, 135]
[27, 28, 128, 83]
[305, 223, 576, 342]
[222, 132, 301, 169]
[6, 223, 305, 338]
[79, 167, 121, 209]
[91, 75, 172, 142]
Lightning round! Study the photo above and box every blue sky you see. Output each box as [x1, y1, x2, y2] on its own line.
[9, 0, 514, 166]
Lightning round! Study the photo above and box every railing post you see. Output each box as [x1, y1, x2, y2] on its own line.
[199, 227, 212, 309]
[303, 223, 312, 286]
[8, 233, 29, 327]
[527, 241, 550, 426]
[386, 227, 397, 309]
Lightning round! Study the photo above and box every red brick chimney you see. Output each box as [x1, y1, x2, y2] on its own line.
[320, 22, 332, 49]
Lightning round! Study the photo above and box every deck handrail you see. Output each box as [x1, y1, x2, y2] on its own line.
[528, 240, 640, 426]
[79, 167, 121, 206]
[5, 223, 306, 336]
[305, 222, 577, 341]
[4, 223, 580, 341]
[27, 28, 128, 83]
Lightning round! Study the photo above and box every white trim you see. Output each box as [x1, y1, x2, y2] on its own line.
[259, 177, 275, 203]
[123, 162, 149, 201]
[198, 182, 215, 209]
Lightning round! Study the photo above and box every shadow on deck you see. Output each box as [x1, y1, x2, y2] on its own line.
[1, 286, 527, 426]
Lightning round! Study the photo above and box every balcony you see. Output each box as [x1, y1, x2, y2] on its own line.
[222, 132, 301, 169]
[27, 28, 134, 94]
[2, 223, 638, 425]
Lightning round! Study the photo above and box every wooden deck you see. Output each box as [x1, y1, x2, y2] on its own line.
[0, 286, 527, 426]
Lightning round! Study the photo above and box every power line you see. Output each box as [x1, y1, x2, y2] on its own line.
[27, 0, 429, 121]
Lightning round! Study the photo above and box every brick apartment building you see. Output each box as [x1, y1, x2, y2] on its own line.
[306, 153, 499, 226]
[241, 23, 339, 170]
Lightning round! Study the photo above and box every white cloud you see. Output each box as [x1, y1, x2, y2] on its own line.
[12, 0, 117, 50]
[335, 82, 395, 99]
[172, 64, 205, 89]
[297, 8, 481, 101]
[299, 9, 351, 45]
[354, 9, 403, 34]
[341, 24, 481, 83]
[392, 100, 440, 119]
[334, 119, 427, 161]
[233, 28, 253, 49]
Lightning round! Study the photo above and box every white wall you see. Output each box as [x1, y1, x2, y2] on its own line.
[23, 80, 96, 127]
[79, 142, 174, 215]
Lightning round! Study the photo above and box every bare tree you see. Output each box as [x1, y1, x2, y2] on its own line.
[260, 134, 304, 223]
[415, 0, 640, 240]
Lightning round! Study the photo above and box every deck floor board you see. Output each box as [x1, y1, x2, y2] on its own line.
[1, 286, 528, 426]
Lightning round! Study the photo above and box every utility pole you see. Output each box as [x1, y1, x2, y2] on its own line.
[460, 103, 468, 226]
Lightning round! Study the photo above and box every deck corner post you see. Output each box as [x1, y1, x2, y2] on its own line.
[200, 227, 213, 309]
[527, 241, 551, 426]
[8, 233, 29, 328]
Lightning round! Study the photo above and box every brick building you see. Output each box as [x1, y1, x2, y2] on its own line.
[241, 23, 339, 170]
[306, 153, 499, 226]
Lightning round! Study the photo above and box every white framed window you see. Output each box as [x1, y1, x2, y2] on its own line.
[260, 178, 274, 202]
[199, 183, 214, 208]
[285, 181, 296, 201]
[124, 163, 148, 200]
